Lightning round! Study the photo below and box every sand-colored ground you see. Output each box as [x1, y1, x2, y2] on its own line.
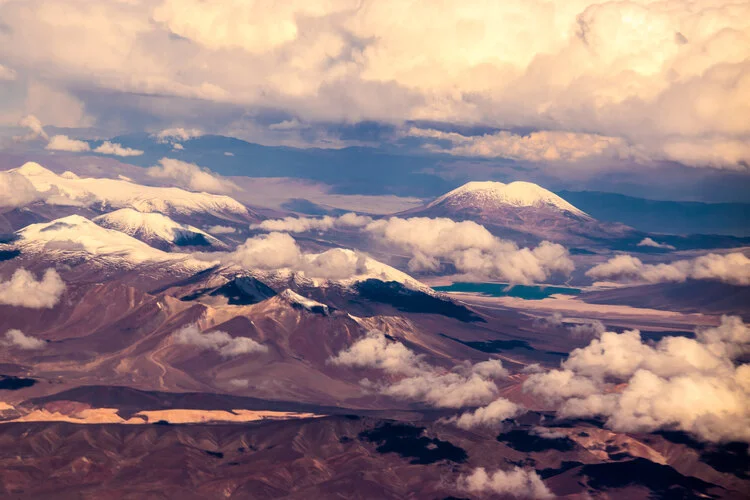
[0, 407, 323, 425]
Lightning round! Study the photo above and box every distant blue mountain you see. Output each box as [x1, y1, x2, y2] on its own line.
[110, 133, 453, 198]
[558, 191, 750, 237]
[109, 133, 750, 237]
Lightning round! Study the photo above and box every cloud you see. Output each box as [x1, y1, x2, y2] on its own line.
[0, 171, 42, 208]
[586, 252, 750, 286]
[637, 237, 676, 250]
[269, 119, 309, 131]
[253, 213, 373, 233]
[329, 330, 425, 375]
[206, 225, 236, 235]
[1, 1, 748, 169]
[173, 324, 267, 357]
[146, 158, 238, 194]
[523, 316, 750, 443]
[365, 217, 574, 284]
[17, 115, 48, 141]
[93, 141, 144, 157]
[0, 268, 65, 309]
[409, 128, 640, 163]
[330, 331, 514, 408]
[153, 127, 203, 142]
[457, 467, 553, 499]
[255, 215, 575, 284]
[567, 319, 606, 341]
[1, 329, 46, 350]
[0, 64, 16, 81]
[46, 134, 91, 152]
[445, 398, 523, 429]
[220, 232, 381, 281]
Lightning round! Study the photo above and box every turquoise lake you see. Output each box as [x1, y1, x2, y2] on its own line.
[432, 282, 581, 300]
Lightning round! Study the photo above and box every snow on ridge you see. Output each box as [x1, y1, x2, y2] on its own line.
[12, 161, 248, 217]
[94, 208, 220, 246]
[428, 180, 588, 217]
[279, 289, 330, 313]
[15, 215, 212, 270]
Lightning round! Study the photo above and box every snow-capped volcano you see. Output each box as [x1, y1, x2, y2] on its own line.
[401, 180, 637, 246]
[11, 162, 250, 221]
[93, 209, 226, 251]
[427, 181, 589, 217]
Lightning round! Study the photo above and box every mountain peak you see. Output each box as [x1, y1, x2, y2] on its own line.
[428, 180, 588, 217]
[93, 208, 224, 250]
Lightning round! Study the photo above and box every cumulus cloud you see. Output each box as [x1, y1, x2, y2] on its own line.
[524, 316, 750, 443]
[253, 213, 373, 233]
[1, 1, 748, 168]
[0, 171, 42, 208]
[17, 115, 48, 141]
[153, 127, 203, 142]
[0, 268, 65, 309]
[330, 331, 515, 408]
[255, 215, 574, 284]
[173, 324, 267, 357]
[365, 217, 574, 284]
[146, 158, 238, 194]
[206, 225, 236, 235]
[220, 232, 377, 281]
[93, 141, 144, 157]
[637, 237, 676, 250]
[586, 252, 750, 286]
[457, 467, 553, 499]
[46, 135, 91, 152]
[445, 398, 523, 429]
[1, 329, 46, 350]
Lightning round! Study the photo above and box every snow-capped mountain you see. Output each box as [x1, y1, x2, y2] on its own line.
[402, 180, 636, 246]
[11, 215, 214, 279]
[278, 289, 332, 315]
[427, 181, 589, 217]
[93, 209, 227, 251]
[10, 162, 251, 222]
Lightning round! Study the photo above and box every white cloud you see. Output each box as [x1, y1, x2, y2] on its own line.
[173, 324, 267, 357]
[409, 128, 640, 163]
[637, 237, 676, 250]
[93, 141, 144, 157]
[365, 217, 574, 284]
[253, 213, 373, 233]
[329, 330, 425, 375]
[46, 135, 91, 152]
[457, 467, 553, 499]
[146, 158, 238, 194]
[154, 127, 203, 142]
[17, 115, 48, 141]
[0, 64, 16, 81]
[220, 232, 394, 281]
[330, 331, 514, 408]
[1, 1, 748, 169]
[586, 252, 750, 286]
[1, 329, 46, 350]
[445, 398, 523, 429]
[255, 215, 575, 284]
[0, 268, 65, 309]
[0, 171, 42, 208]
[206, 225, 236, 235]
[523, 316, 750, 443]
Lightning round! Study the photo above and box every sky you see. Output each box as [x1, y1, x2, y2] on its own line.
[0, 0, 749, 201]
